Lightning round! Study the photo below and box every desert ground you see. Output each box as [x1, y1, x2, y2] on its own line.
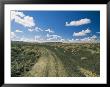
[11, 41, 100, 77]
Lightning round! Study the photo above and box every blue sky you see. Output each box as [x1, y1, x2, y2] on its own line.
[11, 11, 100, 43]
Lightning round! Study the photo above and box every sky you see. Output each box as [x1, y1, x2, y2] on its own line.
[11, 11, 100, 43]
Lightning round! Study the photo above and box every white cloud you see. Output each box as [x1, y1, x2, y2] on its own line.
[73, 28, 91, 36]
[75, 39, 80, 41]
[34, 35, 46, 42]
[68, 39, 74, 42]
[11, 34, 43, 42]
[15, 29, 23, 33]
[73, 31, 86, 36]
[84, 29, 91, 33]
[11, 32, 16, 39]
[60, 39, 65, 42]
[68, 35, 98, 43]
[68, 39, 77, 42]
[11, 11, 35, 28]
[35, 27, 43, 32]
[34, 35, 40, 40]
[28, 29, 34, 32]
[11, 11, 25, 20]
[80, 35, 98, 42]
[80, 37, 91, 41]
[22, 38, 34, 42]
[14, 16, 35, 28]
[46, 34, 62, 41]
[45, 29, 54, 33]
[19, 36, 35, 42]
[28, 27, 43, 32]
[47, 34, 61, 38]
[65, 18, 91, 26]
[68, 38, 81, 43]
[90, 35, 97, 39]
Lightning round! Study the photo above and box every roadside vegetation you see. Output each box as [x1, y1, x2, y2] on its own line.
[11, 41, 100, 77]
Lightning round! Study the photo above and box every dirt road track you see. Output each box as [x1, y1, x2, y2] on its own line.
[26, 48, 68, 77]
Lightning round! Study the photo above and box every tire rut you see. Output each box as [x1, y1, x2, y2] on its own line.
[25, 47, 68, 77]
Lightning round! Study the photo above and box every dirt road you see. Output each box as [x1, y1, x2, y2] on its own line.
[26, 48, 68, 77]
[24, 46, 98, 77]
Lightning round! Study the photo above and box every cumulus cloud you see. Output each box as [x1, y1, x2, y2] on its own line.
[34, 35, 48, 42]
[73, 31, 86, 36]
[68, 39, 74, 42]
[18, 35, 37, 42]
[14, 16, 35, 28]
[20, 37, 35, 42]
[34, 35, 41, 41]
[28, 29, 34, 32]
[80, 37, 91, 41]
[65, 18, 91, 26]
[84, 29, 91, 33]
[45, 29, 54, 33]
[11, 32, 16, 39]
[11, 11, 35, 28]
[15, 29, 23, 33]
[47, 34, 61, 38]
[80, 35, 97, 42]
[46, 34, 62, 41]
[75, 39, 80, 41]
[35, 27, 43, 32]
[11, 11, 25, 20]
[60, 39, 65, 42]
[69, 35, 98, 43]
[73, 28, 91, 36]
[68, 38, 81, 43]
[28, 27, 43, 32]
[90, 35, 97, 39]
